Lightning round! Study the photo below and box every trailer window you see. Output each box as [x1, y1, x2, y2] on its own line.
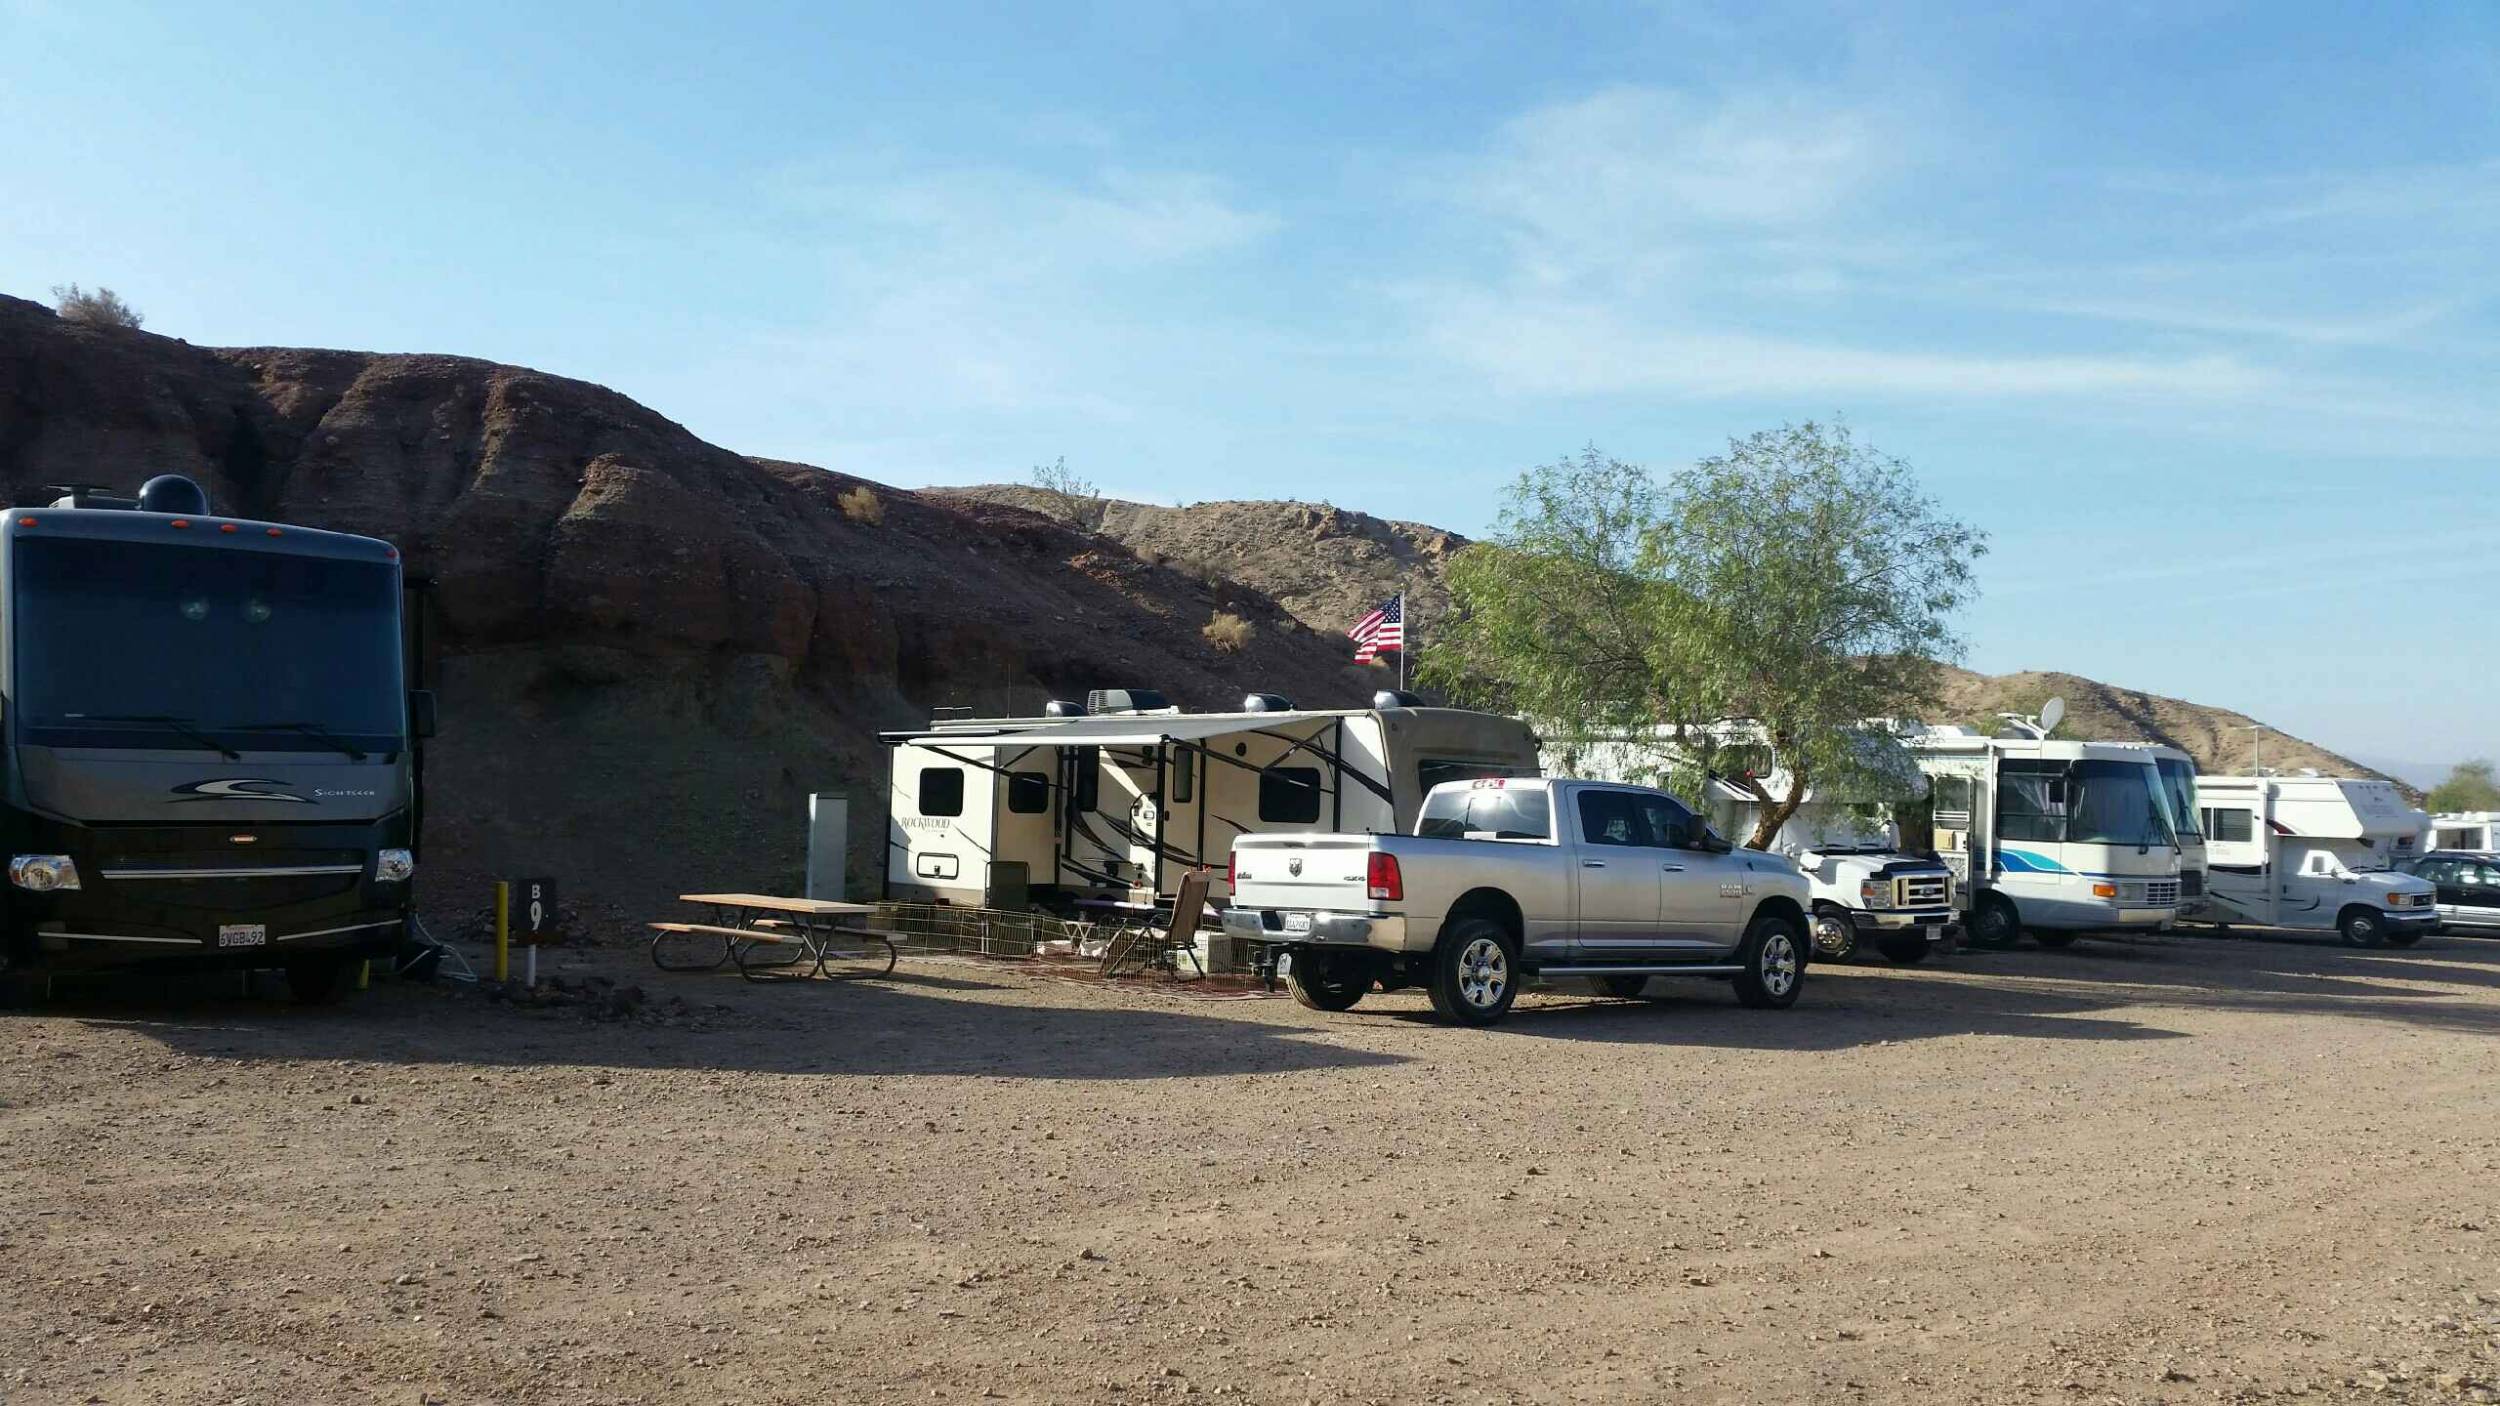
[1172, 747, 1196, 804]
[919, 768, 965, 817]
[2203, 807, 2254, 844]
[1419, 786, 1551, 841]
[1258, 767, 1324, 823]
[1417, 759, 1529, 796]
[1006, 771, 1050, 814]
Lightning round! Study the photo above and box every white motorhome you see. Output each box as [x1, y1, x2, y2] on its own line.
[881, 690, 1541, 909]
[1905, 720, 2185, 947]
[2195, 774, 2439, 946]
[2144, 743, 2212, 918]
[2426, 812, 2499, 853]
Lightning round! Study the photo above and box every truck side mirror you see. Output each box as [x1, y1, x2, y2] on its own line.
[409, 689, 438, 740]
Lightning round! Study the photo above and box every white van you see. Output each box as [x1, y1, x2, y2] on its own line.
[2195, 774, 2439, 946]
[881, 690, 1540, 909]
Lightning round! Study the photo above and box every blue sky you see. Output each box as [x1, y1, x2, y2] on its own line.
[3, 1, 2495, 769]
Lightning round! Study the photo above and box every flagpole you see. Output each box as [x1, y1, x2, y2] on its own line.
[1398, 590, 1408, 692]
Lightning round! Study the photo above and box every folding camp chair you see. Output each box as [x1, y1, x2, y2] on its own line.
[1099, 870, 1211, 979]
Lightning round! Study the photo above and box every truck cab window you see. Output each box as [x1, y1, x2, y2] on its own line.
[1259, 767, 1324, 823]
[919, 768, 965, 817]
[1576, 790, 1650, 847]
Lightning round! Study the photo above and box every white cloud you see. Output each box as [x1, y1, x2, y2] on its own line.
[1451, 84, 1894, 291]
[774, 162, 1277, 272]
[1415, 291, 2273, 401]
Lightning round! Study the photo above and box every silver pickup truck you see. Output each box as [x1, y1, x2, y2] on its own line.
[1223, 777, 1814, 1025]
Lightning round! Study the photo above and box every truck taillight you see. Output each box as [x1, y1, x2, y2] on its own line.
[1367, 852, 1403, 902]
[1228, 851, 1238, 889]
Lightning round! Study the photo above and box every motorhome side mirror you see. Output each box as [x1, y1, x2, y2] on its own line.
[409, 689, 438, 740]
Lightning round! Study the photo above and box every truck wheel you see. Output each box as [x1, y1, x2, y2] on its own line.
[1969, 894, 2021, 949]
[2032, 930, 2078, 949]
[1427, 918, 1519, 1026]
[1288, 954, 1370, 1012]
[1876, 931, 1930, 964]
[1595, 974, 1649, 999]
[1732, 912, 1806, 1010]
[2338, 907, 2387, 949]
[1810, 905, 1857, 959]
[285, 957, 351, 1005]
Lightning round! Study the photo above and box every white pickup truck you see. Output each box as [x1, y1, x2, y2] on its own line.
[1221, 777, 1815, 1026]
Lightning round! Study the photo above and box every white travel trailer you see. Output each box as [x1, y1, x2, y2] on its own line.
[2426, 812, 2499, 853]
[2195, 774, 2439, 946]
[1904, 715, 2185, 947]
[881, 690, 1541, 909]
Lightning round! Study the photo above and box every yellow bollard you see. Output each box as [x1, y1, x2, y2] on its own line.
[357, 960, 370, 991]
[493, 880, 510, 982]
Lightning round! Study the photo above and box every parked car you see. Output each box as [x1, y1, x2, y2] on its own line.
[1222, 777, 1814, 1025]
[2397, 851, 2500, 933]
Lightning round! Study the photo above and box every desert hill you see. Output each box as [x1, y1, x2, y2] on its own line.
[940, 485, 1464, 643]
[0, 295, 1385, 916]
[953, 485, 2397, 788]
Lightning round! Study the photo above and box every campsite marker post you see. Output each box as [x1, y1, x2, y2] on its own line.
[493, 881, 510, 982]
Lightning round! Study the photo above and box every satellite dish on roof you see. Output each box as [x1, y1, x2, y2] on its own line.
[2039, 696, 2066, 737]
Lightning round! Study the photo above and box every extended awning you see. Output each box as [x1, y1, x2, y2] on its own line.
[883, 712, 1341, 750]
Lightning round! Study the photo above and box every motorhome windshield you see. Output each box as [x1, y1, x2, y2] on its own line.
[2155, 758, 2202, 842]
[2067, 760, 2176, 848]
[12, 537, 404, 754]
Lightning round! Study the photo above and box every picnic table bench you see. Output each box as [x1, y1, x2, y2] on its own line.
[650, 893, 900, 982]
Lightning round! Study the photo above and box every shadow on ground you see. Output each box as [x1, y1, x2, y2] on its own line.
[22, 930, 2500, 1071]
[22, 958, 1408, 1082]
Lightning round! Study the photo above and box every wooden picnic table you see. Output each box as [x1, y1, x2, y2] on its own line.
[650, 893, 899, 982]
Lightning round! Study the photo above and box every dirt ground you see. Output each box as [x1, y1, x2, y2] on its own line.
[5, 931, 2499, 1406]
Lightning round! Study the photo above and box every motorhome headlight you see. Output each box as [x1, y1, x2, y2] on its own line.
[9, 855, 80, 892]
[374, 848, 415, 883]
[1859, 880, 1888, 909]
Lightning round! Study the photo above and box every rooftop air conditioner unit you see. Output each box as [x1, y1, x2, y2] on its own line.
[1087, 688, 1173, 715]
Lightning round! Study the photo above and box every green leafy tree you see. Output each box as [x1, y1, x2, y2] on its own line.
[2428, 759, 2500, 813]
[1426, 425, 1986, 848]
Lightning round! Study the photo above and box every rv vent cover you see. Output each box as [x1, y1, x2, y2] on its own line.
[1043, 699, 1088, 718]
[1372, 689, 1423, 710]
[1087, 688, 1171, 715]
[1242, 693, 1294, 713]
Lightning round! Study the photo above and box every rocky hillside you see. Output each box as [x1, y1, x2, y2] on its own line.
[941, 485, 1464, 642]
[0, 296, 1387, 918]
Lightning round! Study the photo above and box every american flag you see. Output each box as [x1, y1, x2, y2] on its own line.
[1348, 595, 1405, 663]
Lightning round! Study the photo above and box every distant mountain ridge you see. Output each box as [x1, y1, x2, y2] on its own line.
[946, 483, 2400, 793]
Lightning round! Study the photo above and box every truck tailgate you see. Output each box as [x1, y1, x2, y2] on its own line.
[1230, 835, 1380, 912]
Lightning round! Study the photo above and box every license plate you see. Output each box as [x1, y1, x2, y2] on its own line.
[1282, 912, 1313, 935]
[217, 924, 268, 949]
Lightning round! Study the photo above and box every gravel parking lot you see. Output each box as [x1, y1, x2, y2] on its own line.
[5, 932, 2499, 1405]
